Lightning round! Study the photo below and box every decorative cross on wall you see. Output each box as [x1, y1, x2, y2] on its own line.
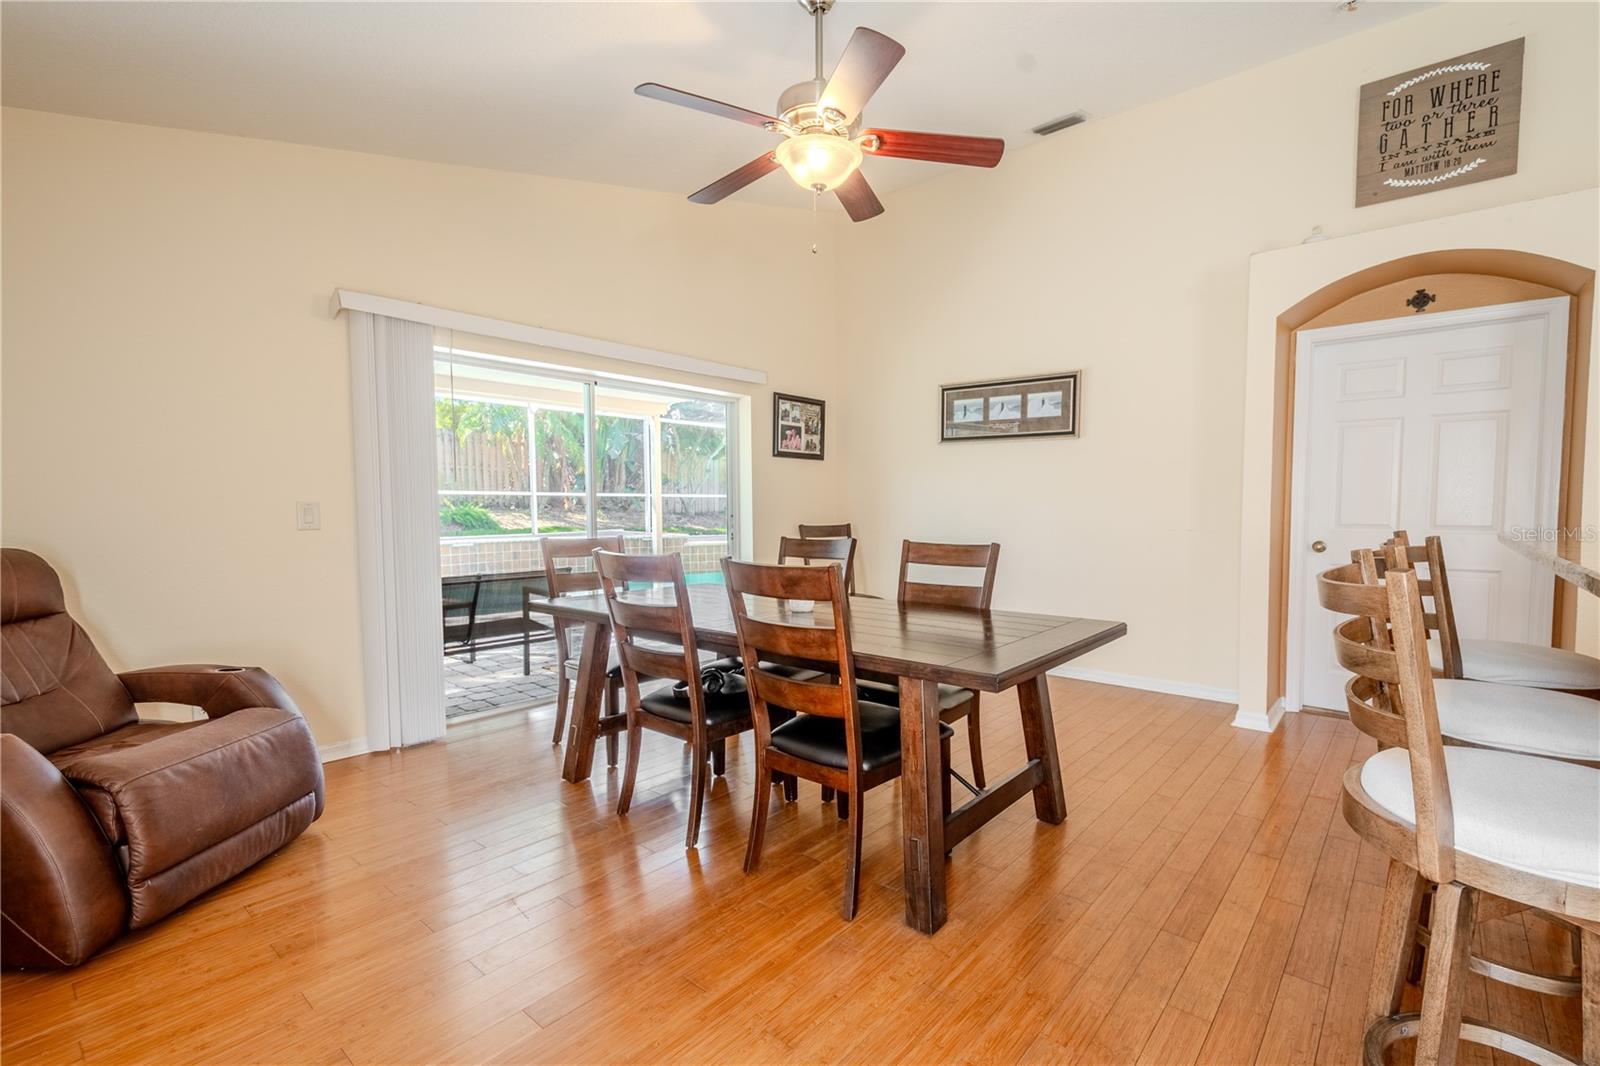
[1405, 288, 1438, 313]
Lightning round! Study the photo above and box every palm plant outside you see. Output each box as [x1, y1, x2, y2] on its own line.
[436, 398, 727, 537]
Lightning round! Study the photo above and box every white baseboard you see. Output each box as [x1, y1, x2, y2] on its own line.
[319, 737, 371, 763]
[1231, 698, 1286, 733]
[1047, 666, 1239, 706]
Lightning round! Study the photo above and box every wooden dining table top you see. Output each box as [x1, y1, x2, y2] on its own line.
[526, 584, 1126, 693]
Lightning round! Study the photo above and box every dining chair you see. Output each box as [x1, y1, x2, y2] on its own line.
[542, 534, 625, 763]
[778, 534, 857, 594]
[722, 556, 951, 919]
[1318, 556, 1599, 1064]
[595, 549, 773, 849]
[856, 540, 999, 791]
[1391, 530, 1600, 697]
[798, 523, 855, 594]
[1338, 547, 1599, 766]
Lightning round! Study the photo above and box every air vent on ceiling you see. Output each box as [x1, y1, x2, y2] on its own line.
[1031, 111, 1088, 137]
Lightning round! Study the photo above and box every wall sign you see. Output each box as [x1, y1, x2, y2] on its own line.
[1356, 37, 1523, 207]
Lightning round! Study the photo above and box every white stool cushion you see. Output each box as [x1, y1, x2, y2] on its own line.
[1434, 679, 1600, 762]
[1430, 638, 1600, 690]
[1360, 746, 1600, 888]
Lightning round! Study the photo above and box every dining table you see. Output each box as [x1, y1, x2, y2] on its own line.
[525, 583, 1126, 934]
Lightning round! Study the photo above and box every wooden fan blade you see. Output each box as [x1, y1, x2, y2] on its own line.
[861, 129, 1004, 168]
[835, 170, 884, 222]
[635, 82, 778, 129]
[819, 28, 905, 122]
[689, 152, 781, 204]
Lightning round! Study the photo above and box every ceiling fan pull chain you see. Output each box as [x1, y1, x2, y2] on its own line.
[811, 188, 819, 255]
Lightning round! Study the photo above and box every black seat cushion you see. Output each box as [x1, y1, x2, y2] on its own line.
[639, 684, 761, 729]
[857, 679, 974, 713]
[769, 701, 953, 772]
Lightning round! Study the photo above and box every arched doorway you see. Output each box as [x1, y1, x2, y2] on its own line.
[1233, 190, 1599, 730]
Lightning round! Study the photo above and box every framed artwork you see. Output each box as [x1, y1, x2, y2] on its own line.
[773, 392, 825, 460]
[1355, 38, 1523, 207]
[940, 372, 1080, 442]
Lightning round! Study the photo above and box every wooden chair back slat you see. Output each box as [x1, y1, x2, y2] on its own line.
[542, 535, 625, 595]
[798, 523, 852, 539]
[606, 598, 683, 638]
[620, 644, 694, 685]
[1346, 674, 1408, 749]
[734, 615, 844, 668]
[897, 541, 1000, 610]
[1317, 559, 1386, 617]
[778, 535, 856, 593]
[729, 558, 838, 601]
[1332, 615, 1401, 683]
[749, 672, 849, 719]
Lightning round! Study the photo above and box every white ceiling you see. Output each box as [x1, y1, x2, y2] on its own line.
[2, 1, 1426, 210]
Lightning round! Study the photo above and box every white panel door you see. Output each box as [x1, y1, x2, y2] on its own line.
[1290, 298, 1568, 713]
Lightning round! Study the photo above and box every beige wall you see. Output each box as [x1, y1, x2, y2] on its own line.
[1, 108, 843, 749]
[834, 2, 1600, 698]
[5, 2, 1598, 748]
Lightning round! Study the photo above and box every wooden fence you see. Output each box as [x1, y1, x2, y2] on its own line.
[437, 428, 728, 498]
[437, 430, 526, 492]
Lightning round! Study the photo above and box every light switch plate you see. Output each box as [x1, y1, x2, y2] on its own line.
[296, 501, 321, 531]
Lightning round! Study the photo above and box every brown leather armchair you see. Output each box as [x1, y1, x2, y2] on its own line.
[1, 548, 325, 967]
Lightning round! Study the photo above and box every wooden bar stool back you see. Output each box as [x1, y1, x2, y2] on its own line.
[1344, 546, 1600, 767]
[542, 534, 625, 759]
[595, 549, 754, 849]
[1318, 555, 1600, 1065]
[722, 557, 950, 919]
[1391, 530, 1600, 699]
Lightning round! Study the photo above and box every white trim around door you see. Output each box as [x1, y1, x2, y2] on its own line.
[1284, 295, 1571, 715]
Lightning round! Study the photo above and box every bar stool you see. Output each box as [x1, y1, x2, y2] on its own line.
[1346, 548, 1600, 766]
[1392, 531, 1600, 697]
[1318, 557, 1599, 1064]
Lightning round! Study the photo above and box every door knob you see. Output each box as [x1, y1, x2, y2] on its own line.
[1311, 540, 1327, 553]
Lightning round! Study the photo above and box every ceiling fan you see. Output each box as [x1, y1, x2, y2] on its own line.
[634, 0, 1004, 222]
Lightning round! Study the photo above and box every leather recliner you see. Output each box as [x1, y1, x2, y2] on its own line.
[1, 548, 325, 967]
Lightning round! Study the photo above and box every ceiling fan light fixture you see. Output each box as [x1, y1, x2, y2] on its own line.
[774, 132, 862, 192]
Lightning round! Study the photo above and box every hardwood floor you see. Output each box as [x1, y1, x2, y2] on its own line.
[1, 680, 1582, 1064]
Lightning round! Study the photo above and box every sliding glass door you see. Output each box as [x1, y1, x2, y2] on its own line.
[434, 344, 737, 718]
[594, 384, 732, 581]
[437, 348, 736, 560]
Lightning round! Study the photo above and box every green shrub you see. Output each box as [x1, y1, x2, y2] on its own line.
[439, 500, 502, 533]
